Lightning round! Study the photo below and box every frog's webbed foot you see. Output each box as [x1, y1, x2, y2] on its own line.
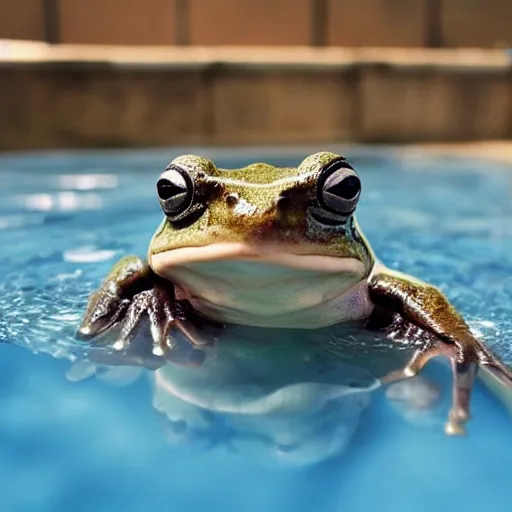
[381, 337, 478, 435]
[111, 283, 209, 359]
[77, 255, 153, 340]
[77, 255, 209, 366]
[370, 271, 512, 436]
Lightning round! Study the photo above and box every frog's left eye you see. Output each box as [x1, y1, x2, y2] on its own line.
[156, 167, 194, 217]
[318, 161, 361, 214]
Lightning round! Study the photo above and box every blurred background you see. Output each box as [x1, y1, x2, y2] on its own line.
[0, 0, 511, 151]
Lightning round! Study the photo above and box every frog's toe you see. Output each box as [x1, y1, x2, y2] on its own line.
[445, 421, 466, 436]
[109, 288, 169, 353]
[147, 286, 177, 356]
[444, 356, 477, 436]
[76, 290, 130, 340]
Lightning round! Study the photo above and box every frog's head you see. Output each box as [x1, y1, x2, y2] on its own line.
[148, 152, 374, 327]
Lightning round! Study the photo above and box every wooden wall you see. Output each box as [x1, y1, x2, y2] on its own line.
[1, 49, 511, 150]
[1, 0, 512, 48]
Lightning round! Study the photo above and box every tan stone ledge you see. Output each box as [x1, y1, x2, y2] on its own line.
[207, 142, 512, 166]
[3, 142, 512, 167]
[1, 40, 511, 72]
[219, 142, 512, 165]
[396, 141, 512, 165]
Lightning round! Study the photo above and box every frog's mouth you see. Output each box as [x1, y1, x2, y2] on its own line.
[150, 242, 366, 274]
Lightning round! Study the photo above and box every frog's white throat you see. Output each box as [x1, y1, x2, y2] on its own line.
[150, 243, 373, 329]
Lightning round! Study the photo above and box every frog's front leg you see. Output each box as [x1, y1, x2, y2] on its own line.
[77, 255, 207, 359]
[369, 271, 512, 435]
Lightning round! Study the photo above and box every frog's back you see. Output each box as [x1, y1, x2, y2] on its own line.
[220, 163, 301, 184]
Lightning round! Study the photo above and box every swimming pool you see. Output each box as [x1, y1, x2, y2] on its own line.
[1, 146, 512, 512]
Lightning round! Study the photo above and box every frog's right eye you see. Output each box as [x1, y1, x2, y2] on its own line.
[156, 167, 194, 217]
[317, 160, 361, 215]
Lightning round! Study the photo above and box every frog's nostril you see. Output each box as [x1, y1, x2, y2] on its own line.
[225, 193, 239, 206]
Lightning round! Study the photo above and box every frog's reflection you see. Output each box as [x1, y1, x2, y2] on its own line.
[151, 329, 378, 467]
[74, 321, 443, 467]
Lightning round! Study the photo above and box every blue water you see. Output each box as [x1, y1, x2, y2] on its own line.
[1, 146, 512, 512]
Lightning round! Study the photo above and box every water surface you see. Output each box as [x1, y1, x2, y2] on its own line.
[1, 146, 512, 512]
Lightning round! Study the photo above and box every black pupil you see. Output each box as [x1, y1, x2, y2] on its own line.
[329, 175, 360, 200]
[157, 179, 185, 200]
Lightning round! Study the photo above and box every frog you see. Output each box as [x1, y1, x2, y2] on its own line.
[76, 151, 512, 436]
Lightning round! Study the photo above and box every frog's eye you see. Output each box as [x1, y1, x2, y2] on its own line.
[318, 162, 361, 215]
[156, 167, 194, 217]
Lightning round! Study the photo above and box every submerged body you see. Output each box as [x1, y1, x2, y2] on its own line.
[77, 151, 512, 435]
[152, 324, 379, 466]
